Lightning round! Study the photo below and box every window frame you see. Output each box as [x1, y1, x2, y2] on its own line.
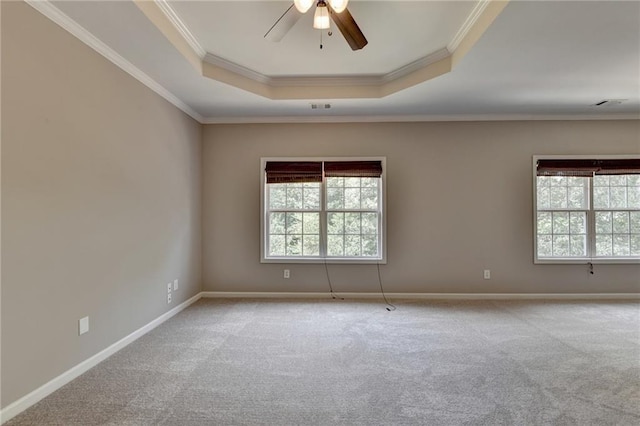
[533, 154, 640, 264]
[261, 157, 387, 264]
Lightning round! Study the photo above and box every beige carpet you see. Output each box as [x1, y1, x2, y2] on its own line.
[6, 298, 640, 425]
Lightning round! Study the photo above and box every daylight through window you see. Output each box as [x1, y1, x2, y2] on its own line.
[262, 159, 385, 262]
[534, 157, 640, 262]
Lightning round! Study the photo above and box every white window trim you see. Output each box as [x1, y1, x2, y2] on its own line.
[260, 156, 387, 264]
[533, 154, 640, 264]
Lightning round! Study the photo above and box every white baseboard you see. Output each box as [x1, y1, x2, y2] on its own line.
[201, 291, 640, 300]
[0, 293, 202, 424]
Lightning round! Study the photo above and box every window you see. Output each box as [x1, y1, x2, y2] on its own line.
[261, 158, 385, 263]
[533, 156, 640, 263]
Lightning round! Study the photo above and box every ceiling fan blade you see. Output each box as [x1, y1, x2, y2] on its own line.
[328, 5, 368, 51]
[264, 4, 303, 42]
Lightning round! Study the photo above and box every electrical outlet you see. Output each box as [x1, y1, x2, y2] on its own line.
[173, 279, 179, 291]
[484, 269, 491, 280]
[167, 283, 172, 294]
[284, 269, 290, 279]
[167, 293, 172, 304]
[79, 316, 89, 335]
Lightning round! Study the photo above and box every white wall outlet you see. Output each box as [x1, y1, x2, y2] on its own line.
[167, 283, 172, 294]
[79, 316, 89, 335]
[283, 269, 290, 279]
[484, 269, 491, 279]
[167, 293, 172, 304]
[173, 279, 179, 291]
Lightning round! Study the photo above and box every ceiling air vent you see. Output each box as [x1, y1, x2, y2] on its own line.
[311, 103, 331, 110]
[591, 99, 627, 107]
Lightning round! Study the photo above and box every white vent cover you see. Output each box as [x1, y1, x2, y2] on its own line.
[311, 103, 331, 110]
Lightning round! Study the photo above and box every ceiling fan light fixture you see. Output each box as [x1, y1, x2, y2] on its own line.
[328, 0, 349, 13]
[313, 2, 330, 29]
[293, 0, 314, 14]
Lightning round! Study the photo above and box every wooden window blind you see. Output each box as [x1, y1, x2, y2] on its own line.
[536, 159, 640, 176]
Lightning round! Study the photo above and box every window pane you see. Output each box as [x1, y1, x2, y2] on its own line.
[344, 188, 361, 209]
[286, 187, 303, 209]
[344, 177, 360, 187]
[569, 212, 586, 234]
[568, 186, 586, 209]
[552, 212, 569, 234]
[362, 213, 378, 234]
[613, 235, 630, 256]
[537, 185, 550, 209]
[549, 187, 567, 209]
[303, 235, 319, 256]
[361, 188, 379, 209]
[610, 187, 627, 209]
[327, 212, 344, 234]
[630, 212, 640, 234]
[269, 235, 285, 256]
[302, 184, 320, 210]
[286, 212, 302, 234]
[361, 178, 377, 188]
[612, 211, 630, 234]
[552, 235, 570, 256]
[631, 235, 640, 256]
[538, 235, 552, 257]
[610, 175, 627, 186]
[570, 235, 587, 257]
[362, 235, 378, 256]
[596, 234, 613, 257]
[326, 177, 344, 187]
[269, 185, 287, 209]
[593, 186, 610, 209]
[549, 176, 566, 186]
[594, 175, 609, 186]
[344, 213, 361, 234]
[326, 188, 343, 209]
[595, 211, 612, 234]
[537, 212, 552, 234]
[629, 186, 640, 209]
[303, 212, 319, 234]
[345, 235, 361, 256]
[327, 235, 344, 256]
[269, 212, 286, 234]
[285, 235, 302, 256]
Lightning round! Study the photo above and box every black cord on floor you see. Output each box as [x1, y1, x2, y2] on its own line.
[323, 258, 343, 300]
[377, 263, 396, 311]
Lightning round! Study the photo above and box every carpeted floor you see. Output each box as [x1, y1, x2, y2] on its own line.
[5, 298, 640, 425]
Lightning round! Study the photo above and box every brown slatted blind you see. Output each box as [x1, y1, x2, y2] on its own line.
[536, 159, 640, 176]
[324, 161, 383, 178]
[265, 161, 323, 184]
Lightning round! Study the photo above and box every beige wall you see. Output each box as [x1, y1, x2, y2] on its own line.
[1, 2, 201, 407]
[202, 121, 640, 294]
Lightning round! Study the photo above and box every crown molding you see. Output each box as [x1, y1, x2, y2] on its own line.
[448, 0, 492, 52]
[202, 113, 640, 124]
[155, 0, 206, 59]
[381, 48, 451, 83]
[204, 53, 271, 84]
[25, 0, 204, 123]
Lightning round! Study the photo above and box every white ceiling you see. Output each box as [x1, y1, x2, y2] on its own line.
[43, 1, 640, 122]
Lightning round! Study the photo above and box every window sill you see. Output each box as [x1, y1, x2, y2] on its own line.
[535, 258, 640, 265]
[262, 257, 387, 265]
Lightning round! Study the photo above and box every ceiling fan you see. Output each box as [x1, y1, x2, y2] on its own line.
[264, 0, 368, 51]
